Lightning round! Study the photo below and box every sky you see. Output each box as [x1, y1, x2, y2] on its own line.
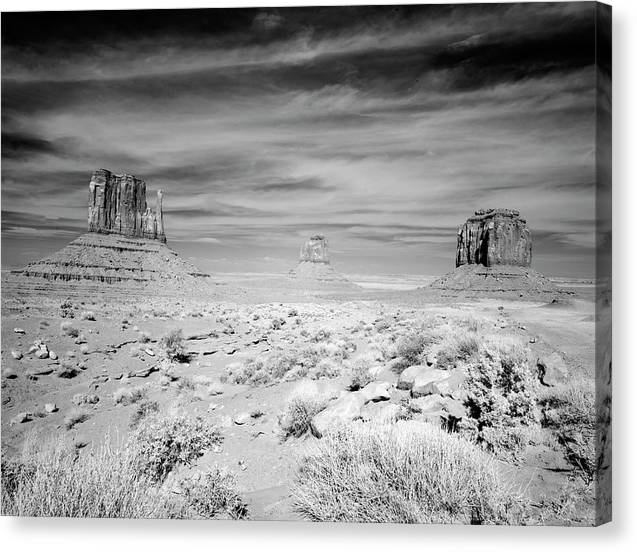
[1, 3, 609, 277]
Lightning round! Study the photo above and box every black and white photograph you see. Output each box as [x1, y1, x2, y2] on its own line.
[1, 1, 612, 526]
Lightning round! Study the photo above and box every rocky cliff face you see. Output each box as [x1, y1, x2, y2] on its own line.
[455, 208, 531, 268]
[88, 169, 165, 242]
[299, 235, 330, 263]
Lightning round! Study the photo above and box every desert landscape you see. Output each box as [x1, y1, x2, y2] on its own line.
[1, 3, 611, 526]
[0, 170, 610, 524]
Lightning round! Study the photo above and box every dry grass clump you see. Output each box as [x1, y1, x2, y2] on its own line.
[60, 321, 80, 338]
[64, 408, 91, 430]
[293, 421, 529, 524]
[113, 385, 147, 406]
[223, 342, 347, 386]
[348, 354, 376, 391]
[130, 414, 222, 483]
[463, 338, 539, 458]
[539, 379, 596, 483]
[129, 399, 160, 429]
[436, 331, 481, 370]
[1, 435, 164, 518]
[279, 381, 330, 439]
[174, 468, 249, 519]
[159, 329, 187, 362]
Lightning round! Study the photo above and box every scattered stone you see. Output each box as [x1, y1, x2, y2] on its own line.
[35, 348, 49, 360]
[144, 348, 155, 357]
[396, 365, 427, 390]
[13, 328, 25, 334]
[234, 412, 251, 425]
[129, 366, 158, 378]
[4, 367, 18, 379]
[415, 369, 466, 399]
[537, 352, 569, 386]
[311, 393, 365, 438]
[411, 369, 451, 398]
[45, 403, 58, 413]
[425, 353, 436, 367]
[49, 351, 58, 361]
[27, 345, 38, 354]
[32, 366, 55, 376]
[360, 381, 391, 404]
[11, 350, 23, 360]
[10, 412, 31, 424]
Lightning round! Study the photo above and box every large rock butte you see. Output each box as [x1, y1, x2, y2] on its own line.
[88, 169, 165, 242]
[9, 169, 210, 294]
[289, 235, 356, 286]
[431, 208, 557, 298]
[456, 208, 531, 268]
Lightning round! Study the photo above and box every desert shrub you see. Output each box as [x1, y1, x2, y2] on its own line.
[80, 311, 96, 321]
[395, 332, 431, 365]
[279, 382, 329, 439]
[72, 393, 99, 406]
[176, 468, 248, 519]
[64, 408, 90, 430]
[1, 435, 164, 518]
[160, 329, 187, 362]
[176, 375, 196, 391]
[130, 414, 222, 483]
[312, 358, 340, 379]
[129, 400, 160, 428]
[539, 380, 596, 483]
[113, 386, 147, 406]
[349, 354, 376, 391]
[309, 327, 332, 343]
[293, 421, 529, 524]
[437, 332, 481, 370]
[463, 340, 539, 457]
[60, 322, 79, 338]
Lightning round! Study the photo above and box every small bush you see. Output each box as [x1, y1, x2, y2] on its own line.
[293, 421, 529, 524]
[396, 332, 431, 364]
[60, 322, 79, 338]
[464, 340, 539, 457]
[160, 329, 187, 362]
[176, 468, 249, 519]
[279, 381, 329, 439]
[114, 386, 147, 406]
[64, 408, 90, 430]
[437, 332, 481, 370]
[130, 414, 222, 483]
[129, 400, 160, 428]
[349, 355, 376, 391]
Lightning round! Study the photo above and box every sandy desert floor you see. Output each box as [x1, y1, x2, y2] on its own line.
[0, 273, 606, 524]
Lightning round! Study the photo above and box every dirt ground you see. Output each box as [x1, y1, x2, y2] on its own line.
[0, 273, 601, 523]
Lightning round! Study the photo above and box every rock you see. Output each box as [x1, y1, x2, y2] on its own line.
[56, 366, 79, 379]
[361, 402, 403, 423]
[409, 395, 446, 413]
[31, 366, 55, 376]
[289, 234, 357, 285]
[10, 412, 31, 424]
[49, 351, 58, 361]
[4, 367, 18, 379]
[45, 403, 58, 413]
[35, 348, 49, 359]
[537, 352, 569, 386]
[310, 393, 365, 438]
[425, 353, 436, 366]
[129, 366, 158, 378]
[13, 328, 25, 334]
[11, 350, 23, 360]
[234, 412, 251, 425]
[88, 168, 165, 242]
[143, 348, 155, 357]
[360, 381, 391, 404]
[415, 369, 466, 398]
[397, 365, 427, 390]
[411, 368, 451, 398]
[27, 345, 38, 354]
[455, 208, 531, 268]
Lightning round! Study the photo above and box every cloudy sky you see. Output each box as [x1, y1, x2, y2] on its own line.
[1, 3, 608, 277]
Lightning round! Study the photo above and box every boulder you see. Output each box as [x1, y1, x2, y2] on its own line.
[410, 368, 450, 398]
[234, 412, 251, 425]
[310, 393, 365, 438]
[414, 369, 466, 398]
[11, 350, 23, 360]
[45, 403, 58, 413]
[397, 365, 427, 390]
[361, 402, 403, 424]
[10, 412, 31, 424]
[360, 381, 391, 403]
[537, 352, 569, 386]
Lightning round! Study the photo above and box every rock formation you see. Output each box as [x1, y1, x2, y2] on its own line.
[11, 169, 210, 293]
[431, 208, 558, 298]
[456, 208, 531, 268]
[289, 235, 356, 287]
[88, 169, 165, 242]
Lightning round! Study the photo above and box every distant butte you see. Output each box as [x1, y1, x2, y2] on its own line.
[289, 235, 357, 287]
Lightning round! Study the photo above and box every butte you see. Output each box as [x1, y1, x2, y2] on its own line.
[8, 169, 210, 295]
[430, 208, 558, 298]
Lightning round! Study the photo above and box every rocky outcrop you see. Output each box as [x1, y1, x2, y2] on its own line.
[456, 209, 531, 268]
[289, 235, 357, 286]
[88, 169, 165, 242]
